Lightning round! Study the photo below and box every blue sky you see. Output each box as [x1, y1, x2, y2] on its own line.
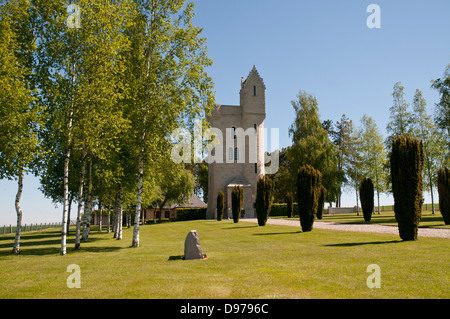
[1, 0, 449, 225]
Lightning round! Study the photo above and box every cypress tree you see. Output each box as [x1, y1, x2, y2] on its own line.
[231, 186, 243, 223]
[437, 166, 450, 225]
[256, 176, 275, 226]
[297, 165, 322, 232]
[317, 185, 327, 220]
[390, 135, 424, 240]
[286, 192, 294, 218]
[359, 177, 374, 222]
[216, 191, 224, 221]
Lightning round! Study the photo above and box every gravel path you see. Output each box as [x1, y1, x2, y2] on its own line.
[241, 218, 450, 239]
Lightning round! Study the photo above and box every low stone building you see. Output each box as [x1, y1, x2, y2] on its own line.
[142, 194, 207, 221]
[93, 194, 207, 225]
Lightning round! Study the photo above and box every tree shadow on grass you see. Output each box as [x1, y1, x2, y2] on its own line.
[0, 232, 107, 249]
[253, 230, 303, 236]
[0, 231, 121, 256]
[0, 229, 62, 242]
[168, 255, 183, 261]
[0, 243, 125, 257]
[223, 225, 258, 229]
[324, 240, 402, 247]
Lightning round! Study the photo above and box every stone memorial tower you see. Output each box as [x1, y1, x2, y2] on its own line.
[206, 66, 266, 219]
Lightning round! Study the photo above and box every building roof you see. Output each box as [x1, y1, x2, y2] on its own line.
[176, 194, 207, 209]
[155, 194, 207, 210]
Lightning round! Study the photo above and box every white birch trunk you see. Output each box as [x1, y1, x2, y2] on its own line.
[430, 183, 435, 214]
[113, 192, 118, 238]
[66, 194, 73, 235]
[132, 151, 144, 247]
[61, 114, 73, 255]
[355, 183, 360, 216]
[82, 194, 91, 241]
[98, 200, 102, 232]
[114, 192, 119, 238]
[107, 199, 111, 233]
[377, 189, 380, 215]
[132, 3, 154, 246]
[74, 148, 86, 249]
[61, 150, 69, 256]
[61, 57, 76, 256]
[82, 160, 93, 241]
[12, 175, 23, 254]
[117, 184, 123, 240]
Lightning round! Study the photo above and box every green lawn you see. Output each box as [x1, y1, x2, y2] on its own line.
[0, 220, 449, 299]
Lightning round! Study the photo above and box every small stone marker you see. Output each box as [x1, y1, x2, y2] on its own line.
[184, 230, 204, 260]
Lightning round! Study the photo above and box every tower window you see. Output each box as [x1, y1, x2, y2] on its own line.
[253, 86, 256, 96]
[254, 163, 257, 174]
[231, 127, 236, 139]
[234, 147, 239, 160]
[254, 123, 257, 133]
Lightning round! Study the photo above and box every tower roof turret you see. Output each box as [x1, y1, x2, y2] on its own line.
[240, 65, 266, 90]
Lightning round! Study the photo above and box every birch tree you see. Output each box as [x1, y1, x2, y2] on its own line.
[432, 63, 450, 138]
[324, 114, 357, 207]
[431, 63, 450, 165]
[410, 89, 447, 214]
[386, 82, 413, 150]
[35, 0, 80, 255]
[36, 0, 132, 254]
[0, 0, 41, 254]
[287, 91, 340, 204]
[346, 127, 363, 215]
[155, 165, 195, 222]
[124, 0, 215, 247]
[359, 115, 387, 214]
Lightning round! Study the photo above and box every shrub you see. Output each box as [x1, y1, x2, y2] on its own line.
[359, 177, 374, 222]
[286, 192, 294, 218]
[216, 191, 224, 221]
[146, 218, 171, 224]
[231, 186, 243, 223]
[316, 185, 327, 220]
[390, 135, 424, 241]
[297, 165, 322, 232]
[437, 166, 450, 225]
[175, 208, 207, 221]
[270, 203, 287, 216]
[256, 176, 275, 226]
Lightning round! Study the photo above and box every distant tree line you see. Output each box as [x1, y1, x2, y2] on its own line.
[270, 72, 450, 218]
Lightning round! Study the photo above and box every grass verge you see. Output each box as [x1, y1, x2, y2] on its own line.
[0, 220, 448, 298]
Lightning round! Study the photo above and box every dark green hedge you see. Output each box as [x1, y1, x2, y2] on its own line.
[297, 165, 322, 232]
[217, 191, 224, 221]
[175, 208, 207, 221]
[317, 185, 327, 220]
[256, 176, 275, 226]
[438, 166, 450, 225]
[232, 186, 243, 223]
[359, 177, 374, 222]
[146, 218, 171, 224]
[390, 135, 423, 241]
[270, 203, 299, 216]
